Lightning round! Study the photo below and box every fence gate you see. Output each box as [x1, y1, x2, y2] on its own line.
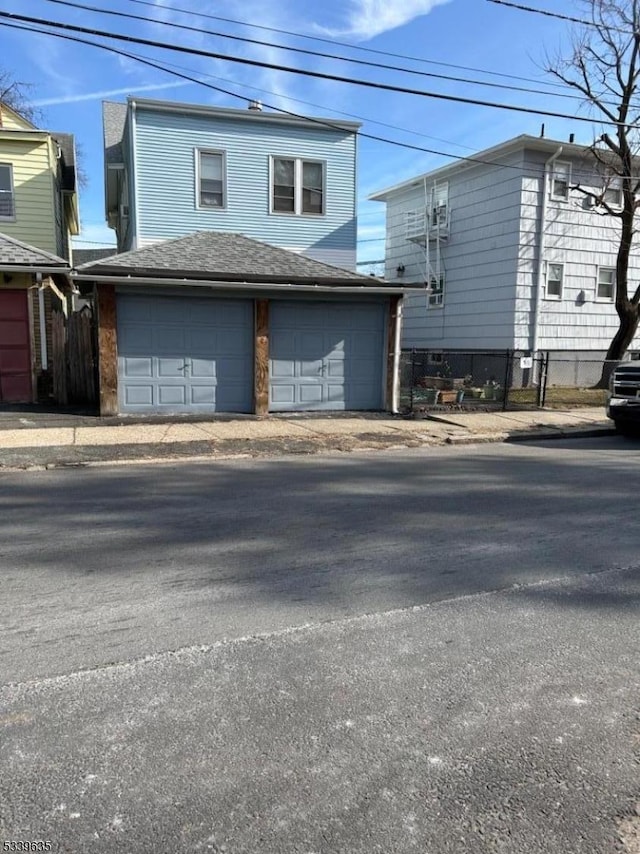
[50, 308, 97, 406]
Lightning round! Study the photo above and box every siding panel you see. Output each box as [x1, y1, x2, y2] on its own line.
[134, 109, 357, 269]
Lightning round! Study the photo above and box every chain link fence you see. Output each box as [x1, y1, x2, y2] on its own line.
[400, 349, 613, 413]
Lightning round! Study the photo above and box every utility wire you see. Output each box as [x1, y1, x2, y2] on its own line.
[6, 17, 638, 186]
[487, 0, 634, 33]
[122, 0, 570, 91]
[0, 8, 635, 130]
[42, 0, 594, 105]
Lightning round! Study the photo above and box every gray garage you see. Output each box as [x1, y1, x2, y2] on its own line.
[74, 232, 410, 417]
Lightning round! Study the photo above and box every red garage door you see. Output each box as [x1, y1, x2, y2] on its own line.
[0, 290, 32, 403]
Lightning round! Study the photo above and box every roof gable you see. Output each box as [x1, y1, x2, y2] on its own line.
[0, 102, 37, 131]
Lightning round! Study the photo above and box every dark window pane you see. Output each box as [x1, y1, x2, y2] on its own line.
[302, 162, 323, 214]
[0, 166, 11, 192]
[0, 192, 14, 218]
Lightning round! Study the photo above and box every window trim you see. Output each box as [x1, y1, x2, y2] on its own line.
[194, 148, 227, 211]
[428, 274, 445, 309]
[596, 265, 616, 303]
[269, 155, 326, 217]
[545, 261, 564, 300]
[0, 162, 16, 221]
[550, 160, 571, 201]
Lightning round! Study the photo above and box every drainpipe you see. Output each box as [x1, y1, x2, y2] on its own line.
[392, 298, 403, 413]
[532, 146, 563, 360]
[36, 272, 48, 371]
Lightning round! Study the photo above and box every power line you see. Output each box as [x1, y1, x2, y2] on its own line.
[2, 17, 605, 183]
[0, 9, 634, 130]
[122, 0, 571, 92]
[487, 0, 633, 33]
[6, 17, 638, 185]
[42, 0, 592, 105]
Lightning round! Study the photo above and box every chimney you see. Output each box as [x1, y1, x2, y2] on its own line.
[248, 100, 263, 112]
[540, 123, 545, 138]
[569, 133, 575, 143]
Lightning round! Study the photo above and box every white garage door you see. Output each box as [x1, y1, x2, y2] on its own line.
[269, 301, 386, 411]
[117, 294, 253, 414]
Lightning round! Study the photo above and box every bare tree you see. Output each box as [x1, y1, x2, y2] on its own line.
[547, 0, 640, 384]
[0, 69, 41, 126]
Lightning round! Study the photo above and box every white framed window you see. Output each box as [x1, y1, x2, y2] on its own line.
[545, 262, 564, 299]
[551, 161, 571, 200]
[602, 177, 622, 207]
[596, 266, 615, 301]
[271, 156, 325, 216]
[196, 149, 226, 209]
[0, 163, 15, 219]
[431, 182, 449, 228]
[428, 274, 445, 308]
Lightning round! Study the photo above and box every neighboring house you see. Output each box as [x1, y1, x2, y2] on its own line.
[370, 134, 640, 362]
[0, 233, 70, 403]
[74, 231, 411, 417]
[0, 101, 78, 401]
[103, 98, 359, 270]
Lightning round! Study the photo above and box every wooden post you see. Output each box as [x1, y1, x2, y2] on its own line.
[96, 284, 118, 416]
[254, 298, 269, 416]
[386, 295, 401, 412]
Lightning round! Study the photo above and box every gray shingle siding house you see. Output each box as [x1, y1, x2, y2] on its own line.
[370, 134, 640, 362]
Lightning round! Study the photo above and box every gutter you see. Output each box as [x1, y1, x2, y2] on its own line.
[70, 273, 415, 296]
[130, 100, 140, 250]
[1, 266, 69, 274]
[532, 145, 563, 357]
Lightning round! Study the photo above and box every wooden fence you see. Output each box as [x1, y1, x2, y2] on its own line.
[50, 308, 97, 405]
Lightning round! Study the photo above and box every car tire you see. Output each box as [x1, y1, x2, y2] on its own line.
[615, 420, 639, 437]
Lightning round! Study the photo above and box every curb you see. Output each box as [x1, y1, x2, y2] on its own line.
[0, 423, 616, 471]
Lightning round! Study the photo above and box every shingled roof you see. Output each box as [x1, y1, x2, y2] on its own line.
[0, 232, 69, 268]
[103, 101, 127, 165]
[74, 231, 390, 287]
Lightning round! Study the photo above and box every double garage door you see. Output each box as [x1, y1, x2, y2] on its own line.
[117, 294, 385, 414]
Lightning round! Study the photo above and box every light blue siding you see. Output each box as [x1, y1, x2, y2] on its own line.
[132, 107, 357, 268]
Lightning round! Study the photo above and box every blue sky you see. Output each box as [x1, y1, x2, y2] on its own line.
[0, 0, 589, 267]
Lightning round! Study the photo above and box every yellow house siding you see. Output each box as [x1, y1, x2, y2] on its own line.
[0, 105, 34, 131]
[0, 135, 57, 254]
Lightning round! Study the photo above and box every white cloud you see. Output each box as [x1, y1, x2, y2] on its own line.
[322, 0, 451, 40]
[33, 80, 191, 108]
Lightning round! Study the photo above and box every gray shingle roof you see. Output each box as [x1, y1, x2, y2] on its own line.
[103, 101, 127, 165]
[0, 232, 69, 268]
[74, 231, 386, 286]
[73, 247, 117, 266]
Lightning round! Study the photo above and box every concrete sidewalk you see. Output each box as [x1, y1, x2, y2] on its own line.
[0, 406, 613, 469]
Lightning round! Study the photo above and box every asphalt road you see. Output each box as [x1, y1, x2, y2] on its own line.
[1, 437, 640, 853]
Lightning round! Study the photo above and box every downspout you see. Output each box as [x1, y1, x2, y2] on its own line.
[532, 146, 563, 358]
[392, 298, 403, 413]
[130, 99, 140, 250]
[36, 273, 48, 371]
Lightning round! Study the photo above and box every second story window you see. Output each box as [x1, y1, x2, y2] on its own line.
[546, 262, 564, 299]
[0, 163, 15, 219]
[197, 150, 225, 209]
[271, 157, 325, 216]
[551, 161, 571, 200]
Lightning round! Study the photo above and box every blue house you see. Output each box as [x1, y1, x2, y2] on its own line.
[103, 98, 359, 270]
[87, 98, 412, 417]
